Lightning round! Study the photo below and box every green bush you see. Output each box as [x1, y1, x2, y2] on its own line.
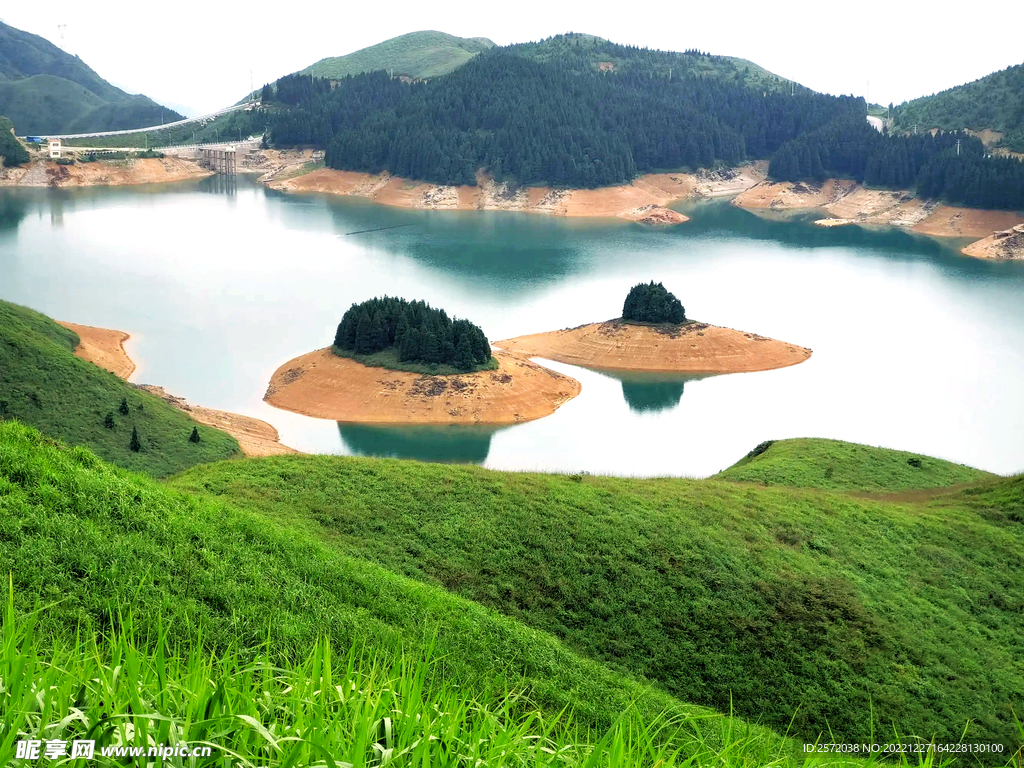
[622, 281, 687, 324]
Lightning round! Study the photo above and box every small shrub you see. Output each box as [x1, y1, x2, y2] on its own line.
[104, 412, 115, 430]
[129, 426, 141, 453]
[907, 457, 923, 469]
[119, 397, 129, 416]
[55, 157, 75, 165]
[746, 440, 775, 460]
[189, 426, 201, 443]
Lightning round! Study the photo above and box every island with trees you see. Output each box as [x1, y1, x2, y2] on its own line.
[265, 296, 581, 424]
[496, 282, 812, 373]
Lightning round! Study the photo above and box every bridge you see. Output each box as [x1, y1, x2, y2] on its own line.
[21, 102, 261, 141]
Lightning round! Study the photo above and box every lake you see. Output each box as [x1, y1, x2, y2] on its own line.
[2, 175, 1023, 477]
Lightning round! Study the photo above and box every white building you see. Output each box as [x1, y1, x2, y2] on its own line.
[48, 139, 62, 159]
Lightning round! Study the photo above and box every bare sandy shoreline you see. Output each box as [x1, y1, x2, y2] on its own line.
[732, 179, 1024, 258]
[264, 348, 581, 425]
[0, 157, 211, 188]
[266, 164, 767, 223]
[61, 322, 296, 457]
[496, 320, 812, 374]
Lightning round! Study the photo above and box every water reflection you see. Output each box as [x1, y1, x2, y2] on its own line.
[592, 369, 709, 413]
[199, 175, 237, 196]
[337, 422, 504, 463]
[0, 192, 30, 236]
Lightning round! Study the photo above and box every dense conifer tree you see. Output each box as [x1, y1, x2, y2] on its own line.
[129, 426, 141, 452]
[334, 297, 492, 371]
[104, 412, 115, 430]
[622, 282, 687, 324]
[189, 426, 201, 443]
[118, 397, 129, 416]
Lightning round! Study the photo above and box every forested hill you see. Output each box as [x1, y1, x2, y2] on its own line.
[0, 20, 181, 135]
[261, 33, 1024, 209]
[299, 31, 495, 81]
[508, 33, 804, 93]
[890, 61, 1024, 152]
[267, 41, 860, 188]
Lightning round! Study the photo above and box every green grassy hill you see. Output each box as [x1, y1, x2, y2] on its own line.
[714, 438, 993, 491]
[0, 20, 182, 135]
[0, 420, 818, 767]
[891, 61, 1024, 152]
[300, 30, 495, 81]
[169, 450, 1023, 756]
[0, 300, 238, 476]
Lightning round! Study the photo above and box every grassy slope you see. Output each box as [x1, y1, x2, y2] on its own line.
[0, 420, 817, 766]
[301, 31, 496, 81]
[0, 300, 238, 476]
[714, 438, 993, 491]
[892, 61, 1024, 151]
[332, 344, 499, 375]
[0, 116, 29, 165]
[170, 452, 1024, 755]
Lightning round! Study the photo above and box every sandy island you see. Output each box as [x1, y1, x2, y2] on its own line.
[264, 348, 581, 424]
[496, 320, 812, 374]
[266, 164, 767, 224]
[60, 322, 296, 457]
[733, 179, 1024, 258]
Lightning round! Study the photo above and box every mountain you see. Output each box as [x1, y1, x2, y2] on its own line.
[298, 30, 495, 81]
[891, 61, 1024, 152]
[0, 20, 182, 135]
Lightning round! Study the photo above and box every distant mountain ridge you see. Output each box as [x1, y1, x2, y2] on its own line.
[299, 31, 495, 81]
[0, 20, 182, 135]
[891, 61, 1024, 152]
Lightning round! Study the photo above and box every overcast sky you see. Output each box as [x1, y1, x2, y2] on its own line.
[3, 0, 1020, 116]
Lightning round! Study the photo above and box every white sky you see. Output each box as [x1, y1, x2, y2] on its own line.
[2, 0, 1020, 116]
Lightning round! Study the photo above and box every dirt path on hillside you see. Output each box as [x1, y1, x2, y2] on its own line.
[264, 348, 581, 424]
[267, 164, 767, 224]
[496, 320, 812, 374]
[61, 321, 297, 456]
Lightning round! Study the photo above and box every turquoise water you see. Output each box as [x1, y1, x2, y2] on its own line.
[2, 175, 1023, 476]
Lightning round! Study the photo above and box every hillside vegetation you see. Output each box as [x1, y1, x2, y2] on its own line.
[300, 30, 495, 81]
[0, 20, 181, 135]
[171, 450, 1024, 756]
[0, 420, 825, 766]
[0, 116, 29, 165]
[715, 438, 993, 491]
[0, 300, 237, 476]
[891, 61, 1024, 152]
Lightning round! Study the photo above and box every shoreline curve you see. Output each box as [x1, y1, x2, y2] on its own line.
[59, 320, 296, 456]
[264, 348, 581, 425]
[496, 320, 812, 374]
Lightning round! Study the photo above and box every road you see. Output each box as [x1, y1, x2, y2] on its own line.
[21, 102, 260, 141]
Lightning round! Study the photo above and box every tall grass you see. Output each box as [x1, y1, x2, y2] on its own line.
[0, 591, 879, 768]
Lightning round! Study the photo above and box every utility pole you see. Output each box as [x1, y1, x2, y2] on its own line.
[957, 139, 961, 156]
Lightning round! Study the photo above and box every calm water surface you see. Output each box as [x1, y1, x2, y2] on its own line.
[2, 176, 1023, 476]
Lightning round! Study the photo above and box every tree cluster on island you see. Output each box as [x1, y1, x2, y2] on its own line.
[622, 282, 687, 324]
[334, 297, 492, 372]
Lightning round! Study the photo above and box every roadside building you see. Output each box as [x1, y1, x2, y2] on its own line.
[48, 139, 62, 159]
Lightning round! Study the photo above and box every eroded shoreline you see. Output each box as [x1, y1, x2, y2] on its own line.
[732, 179, 1024, 258]
[496, 320, 812, 374]
[266, 164, 767, 223]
